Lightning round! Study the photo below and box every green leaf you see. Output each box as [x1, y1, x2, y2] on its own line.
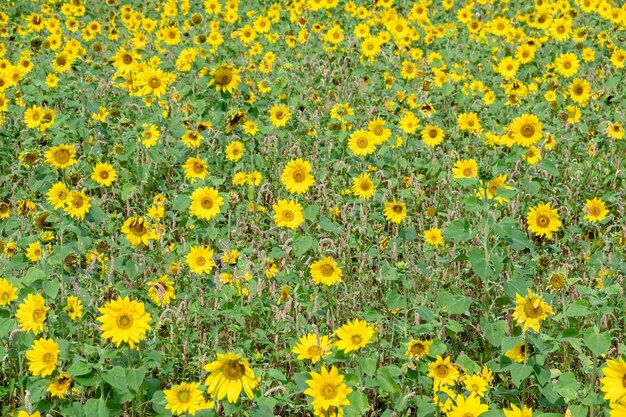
[345, 391, 369, 417]
[583, 328, 611, 356]
[304, 204, 319, 221]
[554, 371, 581, 402]
[437, 290, 472, 315]
[102, 366, 129, 394]
[67, 360, 92, 377]
[172, 193, 191, 211]
[318, 215, 339, 235]
[126, 367, 147, 392]
[509, 363, 533, 387]
[292, 235, 313, 256]
[562, 300, 590, 317]
[84, 397, 108, 417]
[469, 248, 490, 280]
[444, 219, 474, 242]
[376, 366, 400, 394]
[43, 279, 60, 299]
[120, 183, 136, 201]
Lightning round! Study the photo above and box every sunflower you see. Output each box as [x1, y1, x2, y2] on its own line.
[0, 202, 10, 220]
[383, 200, 407, 224]
[464, 374, 489, 397]
[281, 158, 315, 194]
[524, 146, 542, 165]
[405, 339, 433, 360]
[64, 295, 83, 320]
[509, 114, 542, 147]
[568, 78, 591, 105]
[225, 110, 248, 133]
[399, 111, 420, 134]
[45, 144, 77, 169]
[310, 256, 343, 286]
[268, 104, 291, 127]
[503, 404, 533, 417]
[0, 277, 18, 306]
[24, 105, 44, 128]
[347, 129, 376, 156]
[113, 47, 140, 74]
[189, 187, 224, 220]
[182, 157, 208, 182]
[457, 112, 482, 135]
[164, 381, 205, 416]
[64, 190, 91, 220]
[147, 275, 176, 306]
[25, 338, 59, 377]
[427, 355, 459, 387]
[181, 130, 203, 148]
[209, 64, 241, 94]
[121, 217, 157, 246]
[140, 124, 160, 148]
[368, 119, 391, 144]
[498, 56, 519, 80]
[48, 372, 72, 398]
[351, 173, 376, 199]
[91, 163, 117, 187]
[512, 290, 554, 332]
[600, 356, 626, 402]
[553, 52, 579, 77]
[610, 48, 626, 69]
[304, 366, 352, 415]
[424, 228, 444, 246]
[447, 394, 488, 417]
[204, 352, 260, 403]
[26, 241, 43, 262]
[335, 318, 375, 353]
[138, 67, 173, 98]
[293, 333, 334, 364]
[225, 141, 244, 162]
[452, 159, 478, 179]
[273, 199, 304, 229]
[97, 296, 152, 349]
[606, 122, 624, 140]
[584, 198, 608, 223]
[526, 202, 561, 239]
[421, 125, 445, 147]
[186, 246, 215, 275]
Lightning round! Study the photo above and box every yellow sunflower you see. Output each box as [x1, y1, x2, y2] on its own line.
[186, 245, 215, 275]
[0, 277, 18, 306]
[568, 78, 591, 105]
[48, 372, 72, 398]
[421, 125, 445, 147]
[368, 118, 391, 144]
[91, 162, 117, 187]
[383, 200, 407, 224]
[25, 338, 59, 377]
[304, 366, 352, 415]
[189, 187, 223, 220]
[182, 157, 208, 182]
[292, 333, 334, 364]
[45, 144, 77, 169]
[16, 293, 48, 334]
[97, 296, 152, 349]
[164, 381, 205, 416]
[121, 217, 157, 246]
[512, 290, 554, 332]
[140, 124, 160, 148]
[209, 64, 241, 94]
[424, 228, 444, 246]
[584, 197, 608, 223]
[452, 159, 478, 179]
[553, 52, 579, 77]
[503, 404, 533, 417]
[273, 199, 304, 229]
[334, 318, 375, 353]
[504, 342, 532, 363]
[509, 114, 542, 147]
[600, 356, 626, 403]
[63, 190, 91, 220]
[64, 295, 83, 320]
[526, 202, 561, 239]
[268, 104, 291, 127]
[204, 352, 260, 403]
[46, 183, 70, 210]
[225, 141, 244, 162]
[405, 339, 433, 360]
[447, 393, 488, 417]
[26, 241, 43, 262]
[147, 275, 176, 306]
[348, 129, 376, 156]
[427, 355, 460, 387]
[351, 173, 376, 200]
[281, 158, 315, 194]
[310, 256, 343, 286]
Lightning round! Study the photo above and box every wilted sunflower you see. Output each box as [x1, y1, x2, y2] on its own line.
[334, 318, 375, 353]
[281, 158, 315, 194]
[97, 296, 152, 349]
[224, 110, 247, 133]
[310, 256, 343, 286]
[189, 187, 223, 220]
[526, 202, 561, 239]
[512, 290, 554, 332]
[273, 199, 304, 229]
[209, 64, 241, 94]
[25, 338, 59, 377]
[292, 333, 334, 364]
[16, 293, 48, 334]
[204, 352, 259, 403]
[45, 143, 77, 169]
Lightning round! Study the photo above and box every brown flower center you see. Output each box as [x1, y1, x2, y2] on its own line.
[223, 360, 245, 380]
[320, 264, 334, 277]
[32, 308, 45, 321]
[214, 68, 233, 86]
[321, 384, 338, 400]
[282, 210, 294, 221]
[195, 256, 206, 266]
[523, 300, 544, 318]
[392, 204, 403, 214]
[521, 124, 535, 138]
[54, 149, 71, 164]
[148, 77, 161, 89]
[122, 54, 133, 65]
[193, 162, 205, 174]
[537, 215, 549, 227]
[129, 219, 147, 236]
[351, 335, 363, 345]
[435, 364, 450, 378]
[43, 353, 53, 363]
[307, 345, 322, 356]
[410, 343, 425, 356]
[357, 137, 369, 148]
[292, 170, 305, 183]
[99, 170, 109, 179]
[201, 197, 214, 210]
[117, 314, 132, 329]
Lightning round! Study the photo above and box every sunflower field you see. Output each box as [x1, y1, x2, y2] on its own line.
[1, 0, 625, 416]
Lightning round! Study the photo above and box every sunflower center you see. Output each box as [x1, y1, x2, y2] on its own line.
[356, 137, 369, 148]
[99, 170, 109, 179]
[573, 86, 583, 95]
[392, 204, 403, 214]
[129, 220, 147, 236]
[292, 170, 305, 183]
[223, 360, 245, 379]
[1, 293, 8, 301]
[537, 214, 549, 227]
[589, 206, 600, 216]
[214, 68, 233, 86]
[32, 308, 45, 320]
[307, 345, 322, 356]
[563, 61, 571, 69]
[177, 390, 190, 403]
[373, 125, 384, 136]
[54, 149, 71, 164]
[360, 181, 371, 191]
[193, 162, 205, 174]
[523, 300, 544, 318]
[521, 124, 535, 138]
[411, 343, 425, 355]
[117, 314, 133, 329]
[195, 256, 206, 266]
[282, 210, 294, 221]
[57, 56, 67, 66]
[320, 383, 338, 400]
[463, 413, 475, 417]
[320, 264, 335, 277]
[435, 364, 450, 378]
[351, 335, 363, 345]
[122, 54, 133, 65]
[201, 197, 214, 209]
[622, 374, 626, 388]
[275, 110, 285, 120]
[43, 353, 53, 363]
[429, 129, 438, 138]
[148, 77, 161, 89]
